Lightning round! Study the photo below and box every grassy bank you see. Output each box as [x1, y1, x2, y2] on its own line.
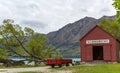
[0, 65, 45, 69]
[56, 64, 120, 73]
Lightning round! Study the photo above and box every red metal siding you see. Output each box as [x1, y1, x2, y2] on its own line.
[116, 41, 120, 62]
[80, 26, 118, 62]
[103, 45, 111, 61]
[85, 46, 92, 61]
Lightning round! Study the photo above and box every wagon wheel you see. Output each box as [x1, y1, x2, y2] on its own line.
[66, 63, 69, 66]
[58, 64, 62, 68]
[51, 64, 55, 68]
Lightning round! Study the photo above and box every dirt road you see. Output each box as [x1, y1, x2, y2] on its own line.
[0, 66, 72, 73]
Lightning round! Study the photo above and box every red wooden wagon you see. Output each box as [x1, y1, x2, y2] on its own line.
[46, 58, 72, 68]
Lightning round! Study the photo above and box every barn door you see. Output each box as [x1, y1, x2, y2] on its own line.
[103, 45, 111, 61]
[85, 46, 93, 61]
[93, 46, 103, 60]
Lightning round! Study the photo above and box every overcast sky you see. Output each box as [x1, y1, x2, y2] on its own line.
[0, 0, 116, 34]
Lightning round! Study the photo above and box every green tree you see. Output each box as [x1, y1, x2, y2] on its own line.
[113, 0, 120, 24]
[99, 18, 120, 41]
[54, 49, 63, 58]
[0, 19, 61, 65]
[0, 47, 8, 60]
[0, 38, 8, 60]
[26, 33, 55, 64]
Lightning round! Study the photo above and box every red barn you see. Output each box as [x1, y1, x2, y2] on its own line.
[80, 25, 120, 62]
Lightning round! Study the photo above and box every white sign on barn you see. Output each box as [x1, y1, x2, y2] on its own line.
[86, 39, 110, 44]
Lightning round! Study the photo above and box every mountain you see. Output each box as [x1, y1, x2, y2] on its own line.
[46, 15, 116, 58]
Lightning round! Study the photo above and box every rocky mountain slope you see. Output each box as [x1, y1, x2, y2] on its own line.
[46, 15, 116, 58]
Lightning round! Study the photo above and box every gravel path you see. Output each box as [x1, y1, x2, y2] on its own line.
[0, 66, 50, 73]
[0, 66, 72, 73]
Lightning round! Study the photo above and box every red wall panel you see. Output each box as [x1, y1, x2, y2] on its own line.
[85, 46, 92, 61]
[103, 45, 111, 61]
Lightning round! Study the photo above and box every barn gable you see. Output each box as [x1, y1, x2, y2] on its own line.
[80, 25, 116, 41]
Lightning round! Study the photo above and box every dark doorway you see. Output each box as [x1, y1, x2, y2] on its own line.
[93, 46, 103, 60]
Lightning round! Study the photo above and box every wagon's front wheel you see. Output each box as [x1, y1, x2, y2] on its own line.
[51, 64, 55, 68]
[59, 64, 62, 68]
[66, 63, 69, 66]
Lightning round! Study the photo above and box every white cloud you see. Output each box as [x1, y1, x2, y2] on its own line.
[0, 0, 116, 34]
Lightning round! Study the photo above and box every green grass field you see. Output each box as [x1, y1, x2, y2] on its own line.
[56, 64, 120, 73]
